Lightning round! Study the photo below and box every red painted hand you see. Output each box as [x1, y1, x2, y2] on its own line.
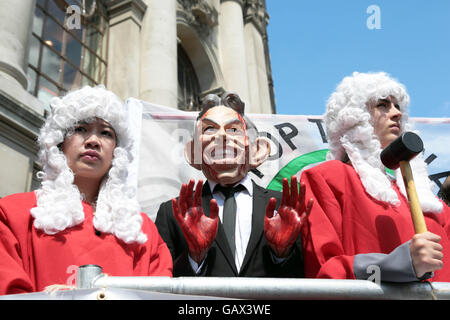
[172, 179, 219, 264]
[264, 176, 314, 258]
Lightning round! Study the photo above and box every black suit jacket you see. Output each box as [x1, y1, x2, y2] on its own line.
[155, 180, 304, 277]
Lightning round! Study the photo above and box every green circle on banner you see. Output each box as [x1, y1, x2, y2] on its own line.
[267, 149, 329, 191]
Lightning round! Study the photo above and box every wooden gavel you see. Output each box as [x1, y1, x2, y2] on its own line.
[380, 132, 427, 234]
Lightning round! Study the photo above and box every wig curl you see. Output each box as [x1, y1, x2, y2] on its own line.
[31, 85, 147, 244]
[324, 72, 442, 213]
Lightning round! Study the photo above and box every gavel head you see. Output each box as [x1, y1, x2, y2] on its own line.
[380, 132, 424, 170]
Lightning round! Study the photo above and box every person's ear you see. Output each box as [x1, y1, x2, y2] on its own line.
[184, 139, 202, 170]
[249, 136, 271, 169]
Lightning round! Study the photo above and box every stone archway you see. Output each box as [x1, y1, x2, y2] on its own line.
[176, 23, 225, 101]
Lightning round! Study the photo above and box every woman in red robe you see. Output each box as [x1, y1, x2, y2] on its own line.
[0, 85, 172, 295]
[301, 72, 450, 282]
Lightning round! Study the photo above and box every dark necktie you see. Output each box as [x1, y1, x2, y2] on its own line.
[214, 184, 246, 258]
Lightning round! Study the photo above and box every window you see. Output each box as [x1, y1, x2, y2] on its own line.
[177, 44, 201, 111]
[27, 0, 108, 110]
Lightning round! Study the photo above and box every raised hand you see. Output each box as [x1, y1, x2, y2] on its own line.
[172, 179, 219, 264]
[264, 176, 314, 258]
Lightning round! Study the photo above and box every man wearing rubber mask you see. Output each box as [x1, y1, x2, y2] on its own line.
[156, 92, 313, 277]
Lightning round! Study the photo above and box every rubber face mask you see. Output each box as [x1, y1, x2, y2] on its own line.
[195, 105, 250, 186]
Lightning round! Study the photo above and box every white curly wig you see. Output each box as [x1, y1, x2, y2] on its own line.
[31, 85, 147, 244]
[324, 71, 442, 213]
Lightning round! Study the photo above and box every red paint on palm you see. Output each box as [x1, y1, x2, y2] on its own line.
[264, 176, 314, 258]
[172, 179, 219, 263]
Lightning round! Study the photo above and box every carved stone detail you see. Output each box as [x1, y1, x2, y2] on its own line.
[106, 0, 147, 28]
[177, 0, 218, 37]
[244, 0, 269, 36]
[220, 0, 245, 8]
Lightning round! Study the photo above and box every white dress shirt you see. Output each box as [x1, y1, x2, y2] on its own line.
[208, 174, 254, 272]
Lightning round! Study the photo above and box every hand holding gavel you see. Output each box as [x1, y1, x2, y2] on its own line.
[381, 132, 443, 277]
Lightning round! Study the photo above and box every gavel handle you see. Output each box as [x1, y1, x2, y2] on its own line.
[399, 161, 428, 234]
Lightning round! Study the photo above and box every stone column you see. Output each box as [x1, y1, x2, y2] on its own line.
[139, 0, 177, 108]
[0, 0, 35, 89]
[0, 0, 43, 113]
[106, 0, 147, 101]
[243, 0, 272, 113]
[218, 0, 251, 111]
[0, 0, 44, 196]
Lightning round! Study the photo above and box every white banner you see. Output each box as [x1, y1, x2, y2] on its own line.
[126, 98, 450, 221]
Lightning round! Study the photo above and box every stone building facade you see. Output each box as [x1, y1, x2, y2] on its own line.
[0, 0, 275, 197]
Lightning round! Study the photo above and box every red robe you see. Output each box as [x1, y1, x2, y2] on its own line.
[300, 160, 450, 281]
[0, 192, 173, 295]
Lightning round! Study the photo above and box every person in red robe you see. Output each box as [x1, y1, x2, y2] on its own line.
[301, 72, 450, 282]
[0, 85, 172, 295]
